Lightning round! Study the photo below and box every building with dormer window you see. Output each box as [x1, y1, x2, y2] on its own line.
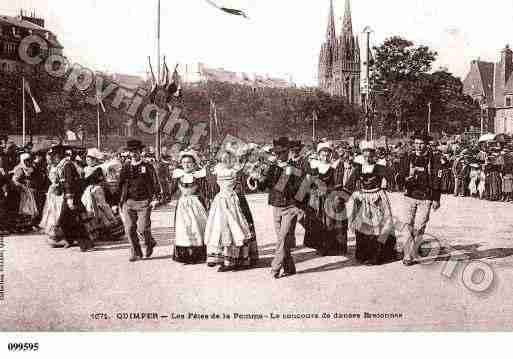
[463, 45, 513, 134]
[0, 10, 64, 74]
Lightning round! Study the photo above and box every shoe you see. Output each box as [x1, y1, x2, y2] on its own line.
[217, 265, 232, 273]
[282, 270, 296, 277]
[233, 264, 251, 271]
[129, 255, 142, 262]
[61, 240, 71, 249]
[402, 258, 416, 266]
[145, 241, 157, 258]
[271, 270, 281, 279]
[316, 249, 328, 257]
[207, 262, 217, 268]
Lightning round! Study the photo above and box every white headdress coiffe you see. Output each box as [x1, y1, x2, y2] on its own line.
[359, 140, 376, 152]
[179, 149, 200, 164]
[317, 141, 334, 154]
[86, 148, 105, 160]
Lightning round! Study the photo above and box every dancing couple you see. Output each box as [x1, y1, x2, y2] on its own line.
[165, 142, 258, 271]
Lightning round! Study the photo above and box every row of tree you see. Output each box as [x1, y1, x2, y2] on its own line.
[179, 81, 363, 143]
[369, 36, 480, 135]
[0, 35, 481, 145]
[0, 69, 126, 142]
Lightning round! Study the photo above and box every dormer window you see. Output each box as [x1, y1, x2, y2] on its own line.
[11, 27, 21, 37]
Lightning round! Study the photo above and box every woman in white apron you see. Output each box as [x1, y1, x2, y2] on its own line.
[169, 150, 209, 264]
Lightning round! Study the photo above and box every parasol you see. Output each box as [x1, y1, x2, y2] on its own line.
[478, 133, 496, 143]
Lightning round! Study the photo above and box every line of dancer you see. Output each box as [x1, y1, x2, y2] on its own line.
[34, 131, 441, 279]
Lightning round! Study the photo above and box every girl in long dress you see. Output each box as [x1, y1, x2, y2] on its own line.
[39, 163, 66, 247]
[485, 158, 502, 201]
[478, 165, 487, 200]
[468, 163, 480, 198]
[502, 161, 513, 201]
[205, 150, 256, 272]
[0, 155, 12, 235]
[303, 141, 348, 256]
[170, 150, 209, 264]
[81, 167, 120, 241]
[12, 153, 40, 230]
[344, 141, 396, 265]
[438, 154, 454, 194]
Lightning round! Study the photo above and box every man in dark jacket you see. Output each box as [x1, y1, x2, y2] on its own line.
[261, 137, 304, 278]
[401, 132, 441, 266]
[118, 139, 161, 262]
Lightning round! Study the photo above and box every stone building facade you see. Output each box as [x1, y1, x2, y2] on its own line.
[0, 10, 63, 74]
[463, 45, 513, 134]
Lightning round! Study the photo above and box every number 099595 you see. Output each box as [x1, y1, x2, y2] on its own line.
[7, 343, 39, 351]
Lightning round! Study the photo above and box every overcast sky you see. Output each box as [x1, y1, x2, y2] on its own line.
[2, 0, 512, 85]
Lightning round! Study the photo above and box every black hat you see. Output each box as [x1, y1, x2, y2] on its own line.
[272, 137, 293, 152]
[48, 144, 66, 156]
[411, 130, 433, 142]
[125, 139, 145, 151]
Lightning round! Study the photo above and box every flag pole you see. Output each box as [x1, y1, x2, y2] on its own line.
[155, 0, 161, 161]
[22, 77, 26, 146]
[97, 102, 101, 149]
[210, 100, 213, 149]
[312, 110, 316, 145]
[427, 102, 432, 134]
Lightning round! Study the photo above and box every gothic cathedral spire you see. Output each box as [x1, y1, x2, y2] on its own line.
[318, 0, 361, 105]
[341, 0, 353, 38]
[326, 0, 336, 42]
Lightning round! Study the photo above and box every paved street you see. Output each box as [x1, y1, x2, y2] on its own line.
[1, 193, 513, 331]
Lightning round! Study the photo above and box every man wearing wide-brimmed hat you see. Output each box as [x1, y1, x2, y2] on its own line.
[256, 136, 303, 278]
[400, 131, 441, 266]
[118, 139, 161, 262]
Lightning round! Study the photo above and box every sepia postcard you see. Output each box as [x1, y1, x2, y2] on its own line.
[0, 0, 512, 339]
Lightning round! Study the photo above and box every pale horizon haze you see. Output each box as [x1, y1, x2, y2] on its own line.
[1, 0, 512, 85]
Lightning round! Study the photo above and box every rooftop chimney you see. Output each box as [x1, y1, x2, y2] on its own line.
[20, 8, 45, 28]
[501, 44, 513, 83]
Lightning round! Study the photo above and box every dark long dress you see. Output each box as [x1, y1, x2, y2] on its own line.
[302, 163, 348, 256]
[0, 167, 15, 233]
[486, 164, 502, 201]
[345, 163, 396, 265]
[438, 157, 454, 194]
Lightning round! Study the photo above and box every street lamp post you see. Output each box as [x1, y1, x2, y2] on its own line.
[156, 0, 161, 161]
[362, 26, 373, 141]
[480, 98, 487, 136]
